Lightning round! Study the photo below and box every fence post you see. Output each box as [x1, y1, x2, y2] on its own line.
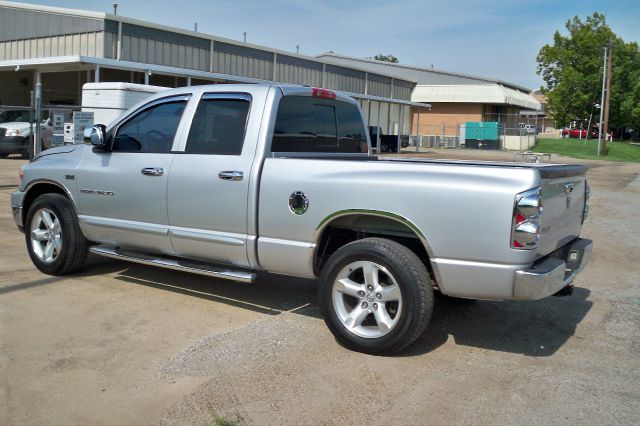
[416, 110, 420, 153]
[34, 72, 42, 157]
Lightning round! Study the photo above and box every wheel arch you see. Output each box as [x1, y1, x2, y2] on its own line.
[22, 180, 77, 226]
[313, 209, 440, 287]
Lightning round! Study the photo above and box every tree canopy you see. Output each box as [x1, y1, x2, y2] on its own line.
[372, 53, 399, 63]
[537, 12, 640, 130]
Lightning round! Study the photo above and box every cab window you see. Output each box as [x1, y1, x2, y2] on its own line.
[185, 97, 250, 155]
[112, 100, 187, 153]
[271, 96, 367, 153]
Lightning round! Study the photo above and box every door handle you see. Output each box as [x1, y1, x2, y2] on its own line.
[218, 171, 243, 181]
[141, 167, 164, 176]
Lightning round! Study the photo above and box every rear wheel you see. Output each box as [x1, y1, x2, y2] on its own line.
[25, 193, 88, 275]
[20, 137, 31, 159]
[319, 238, 433, 355]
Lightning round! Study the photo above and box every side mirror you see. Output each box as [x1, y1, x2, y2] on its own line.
[89, 124, 108, 149]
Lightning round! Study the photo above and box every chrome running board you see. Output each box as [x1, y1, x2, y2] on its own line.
[89, 245, 256, 283]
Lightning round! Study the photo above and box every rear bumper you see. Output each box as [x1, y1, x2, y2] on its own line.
[513, 238, 592, 300]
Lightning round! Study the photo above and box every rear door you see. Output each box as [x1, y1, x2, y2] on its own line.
[167, 93, 254, 267]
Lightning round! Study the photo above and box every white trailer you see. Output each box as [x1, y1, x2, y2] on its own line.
[81, 82, 168, 126]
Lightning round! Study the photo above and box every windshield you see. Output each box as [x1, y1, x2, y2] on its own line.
[0, 110, 31, 124]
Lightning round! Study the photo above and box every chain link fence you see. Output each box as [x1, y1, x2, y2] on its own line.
[398, 122, 537, 153]
[0, 102, 84, 187]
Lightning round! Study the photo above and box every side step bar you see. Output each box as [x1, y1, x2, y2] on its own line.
[89, 245, 256, 283]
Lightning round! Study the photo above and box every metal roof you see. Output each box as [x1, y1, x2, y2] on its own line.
[316, 53, 533, 93]
[412, 85, 540, 110]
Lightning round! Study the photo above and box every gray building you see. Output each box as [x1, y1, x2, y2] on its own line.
[0, 1, 423, 135]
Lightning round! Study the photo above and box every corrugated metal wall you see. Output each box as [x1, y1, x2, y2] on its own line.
[0, 6, 104, 42]
[317, 54, 490, 86]
[0, 6, 418, 104]
[367, 74, 392, 98]
[325, 64, 365, 93]
[0, 32, 104, 60]
[276, 54, 322, 87]
[120, 34, 209, 71]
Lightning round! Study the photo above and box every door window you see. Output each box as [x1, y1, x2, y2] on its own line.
[113, 100, 187, 153]
[185, 97, 250, 155]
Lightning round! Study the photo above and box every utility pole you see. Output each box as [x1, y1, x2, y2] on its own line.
[243, 32, 247, 43]
[597, 47, 607, 156]
[601, 42, 613, 155]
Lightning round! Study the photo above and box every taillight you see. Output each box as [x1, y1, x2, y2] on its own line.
[19, 166, 24, 181]
[511, 187, 542, 249]
[312, 87, 336, 99]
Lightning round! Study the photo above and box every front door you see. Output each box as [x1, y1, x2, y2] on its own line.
[167, 93, 253, 267]
[76, 95, 190, 254]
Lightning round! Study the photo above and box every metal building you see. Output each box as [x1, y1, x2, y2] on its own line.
[317, 53, 542, 149]
[0, 1, 425, 139]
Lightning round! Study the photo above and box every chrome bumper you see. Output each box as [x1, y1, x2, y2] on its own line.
[11, 190, 25, 232]
[514, 238, 592, 300]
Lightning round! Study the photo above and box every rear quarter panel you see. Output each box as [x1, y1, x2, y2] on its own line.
[257, 158, 541, 298]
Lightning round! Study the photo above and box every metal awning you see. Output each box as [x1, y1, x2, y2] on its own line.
[411, 84, 541, 110]
[0, 55, 429, 109]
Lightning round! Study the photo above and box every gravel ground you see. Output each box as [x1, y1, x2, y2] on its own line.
[1, 150, 639, 425]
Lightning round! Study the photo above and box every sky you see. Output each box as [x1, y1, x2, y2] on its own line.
[20, 0, 640, 90]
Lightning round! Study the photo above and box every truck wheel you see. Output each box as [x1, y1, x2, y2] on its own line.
[19, 137, 31, 159]
[25, 193, 88, 275]
[0, 153, 8, 158]
[319, 237, 433, 355]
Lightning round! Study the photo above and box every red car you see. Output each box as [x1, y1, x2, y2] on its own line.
[561, 128, 599, 139]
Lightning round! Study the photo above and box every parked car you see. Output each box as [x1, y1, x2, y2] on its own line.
[11, 84, 592, 354]
[519, 124, 537, 134]
[0, 109, 53, 158]
[561, 128, 599, 139]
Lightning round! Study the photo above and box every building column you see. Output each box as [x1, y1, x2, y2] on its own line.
[117, 21, 123, 60]
[95, 65, 100, 82]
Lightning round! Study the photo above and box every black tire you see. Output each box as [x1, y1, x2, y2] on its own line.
[319, 237, 434, 355]
[25, 193, 88, 275]
[0, 153, 8, 158]
[20, 137, 31, 159]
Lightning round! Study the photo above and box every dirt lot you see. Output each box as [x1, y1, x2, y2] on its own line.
[1, 150, 639, 425]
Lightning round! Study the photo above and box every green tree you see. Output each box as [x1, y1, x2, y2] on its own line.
[372, 53, 399, 63]
[537, 12, 640, 130]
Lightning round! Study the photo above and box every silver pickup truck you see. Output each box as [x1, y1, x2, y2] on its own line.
[11, 84, 592, 354]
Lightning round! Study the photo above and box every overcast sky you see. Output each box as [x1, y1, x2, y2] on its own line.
[22, 0, 640, 90]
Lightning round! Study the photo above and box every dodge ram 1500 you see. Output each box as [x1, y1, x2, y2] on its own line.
[11, 84, 592, 354]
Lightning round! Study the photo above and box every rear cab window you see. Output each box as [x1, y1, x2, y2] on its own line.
[271, 96, 368, 154]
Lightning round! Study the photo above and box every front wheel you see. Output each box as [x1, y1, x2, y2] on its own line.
[25, 193, 88, 275]
[319, 238, 434, 355]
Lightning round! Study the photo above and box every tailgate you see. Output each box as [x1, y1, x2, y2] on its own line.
[536, 165, 587, 258]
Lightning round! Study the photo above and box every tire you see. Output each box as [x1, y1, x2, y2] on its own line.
[0, 153, 8, 159]
[25, 193, 88, 275]
[319, 237, 434, 355]
[20, 137, 31, 159]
